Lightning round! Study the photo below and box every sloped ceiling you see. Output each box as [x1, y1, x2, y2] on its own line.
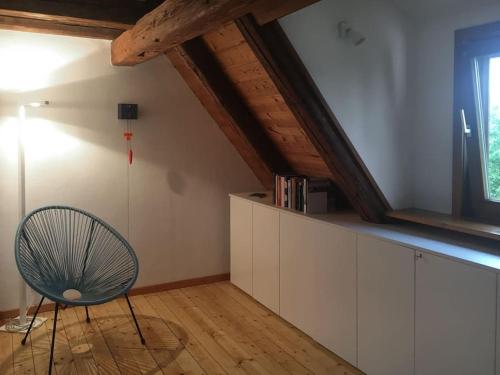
[202, 22, 332, 179]
[169, 18, 391, 222]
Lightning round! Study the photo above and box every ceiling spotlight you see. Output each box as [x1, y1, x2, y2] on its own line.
[338, 21, 366, 46]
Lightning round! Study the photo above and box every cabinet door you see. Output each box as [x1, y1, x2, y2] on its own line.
[357, 235, 415, 375]
[416, 252, 496, 375]
[252, 204, 280, 313]
[230, 197, 253, 295]
[497, 275, 500, 375]
[280, 212, 357, 364]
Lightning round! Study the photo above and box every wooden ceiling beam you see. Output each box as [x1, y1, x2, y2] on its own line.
[111, 0, 319, 66]
[0, 1, 163, 26]
[0, 0, 164, 39]
[236, 15, 390, 222]
[0, 14, 124, 39]
[167, 37, 293, 189]
[0, 9, 131, 30]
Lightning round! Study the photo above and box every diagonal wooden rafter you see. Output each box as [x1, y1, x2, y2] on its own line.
[111, 0, 319, 66]
[167, 38, 293, 189]
[235, 16, 390, 222]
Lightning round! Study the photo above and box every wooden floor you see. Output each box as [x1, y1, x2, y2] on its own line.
[0, 282, 362, 374]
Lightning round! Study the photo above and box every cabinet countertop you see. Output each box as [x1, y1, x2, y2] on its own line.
[230, 192, 500, 273]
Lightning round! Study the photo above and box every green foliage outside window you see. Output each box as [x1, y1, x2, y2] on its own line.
[488, 105, 500, 200]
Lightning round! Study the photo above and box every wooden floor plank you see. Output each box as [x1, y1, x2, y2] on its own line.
[2, 282, 362, 375]
[29, 312, 52, 375]
[189, 285, 312, 375]
[167, 289, 271, 375]
[157, 291, 248, 374]
[73, 306, 121, 375]
[115, 296, 186, 374]
[128, 295, 205, 375]
[181, 286, 293, 375]
[89, 302, 140, 374]
[45, 307, 78, 375]
[145, 294, 227, 375]
[94, 300, 159, 374]
[12, 326, 36, 374]
[0, 331, 14, 375]
[213, 282, 361, 375]
[59, 307, 99, 375]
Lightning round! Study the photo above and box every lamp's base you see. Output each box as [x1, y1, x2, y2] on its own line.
[0, 316, 47, 333]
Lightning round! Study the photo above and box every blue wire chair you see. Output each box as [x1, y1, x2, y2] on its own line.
[15, 206, 145, 375]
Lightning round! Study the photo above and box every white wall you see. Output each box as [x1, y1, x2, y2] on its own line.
[280, 0, 414, 209]
[413, 3, 500, 214]
[0, 30, 262, 310]
[280, 0, 500, 214]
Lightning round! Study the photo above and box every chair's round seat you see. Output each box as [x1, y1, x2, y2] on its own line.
[15, 206, 138, 306]
[24, 280, 130, 306]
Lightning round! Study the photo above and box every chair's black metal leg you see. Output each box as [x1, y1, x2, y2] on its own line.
[21, 296, 45, 345]
[124, 294, 145, 345]
[85, 306, 90, 323]
[48, 303, 59, 375]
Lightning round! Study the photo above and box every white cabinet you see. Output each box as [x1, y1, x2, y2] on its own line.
[280, 212, 357, 364]
[230, 197, 253, 295]
[497, 275, 500, 375]
[229, 194, 500, 375]
[252, 204, 280, 313]
[415, 252, 496, 375]
[357, 235, 415, 375]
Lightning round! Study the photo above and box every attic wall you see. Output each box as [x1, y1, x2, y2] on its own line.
[280, 0, 414, 209]
[0, 30, 262, 310]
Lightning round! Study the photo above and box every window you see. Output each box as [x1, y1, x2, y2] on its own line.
[454, 21, 500, 224]
[473, 55, 500, 201]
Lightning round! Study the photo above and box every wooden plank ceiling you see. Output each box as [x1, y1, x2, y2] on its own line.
[201, 22, 331, 179]
[237, 16, 390, 222]
[168, 18, 390, 222]
[168, 36, 291, 188]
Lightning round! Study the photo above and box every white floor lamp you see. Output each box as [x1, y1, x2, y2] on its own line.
[2, 101, 49, 333]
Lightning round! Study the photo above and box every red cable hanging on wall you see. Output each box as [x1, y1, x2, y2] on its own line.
[124, 129, 133, 165]
[118, 103, 138, 165]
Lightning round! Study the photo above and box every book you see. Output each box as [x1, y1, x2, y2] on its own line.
[303, 178, 307, 213]
[283, 177, 287, 208]
[273, 174, 333, 214]
[273, 173, 307, 212]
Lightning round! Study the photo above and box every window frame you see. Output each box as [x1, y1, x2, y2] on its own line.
[453, 21, 500, 224]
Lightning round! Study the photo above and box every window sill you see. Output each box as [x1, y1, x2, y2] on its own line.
[387, 208, 500, 242]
